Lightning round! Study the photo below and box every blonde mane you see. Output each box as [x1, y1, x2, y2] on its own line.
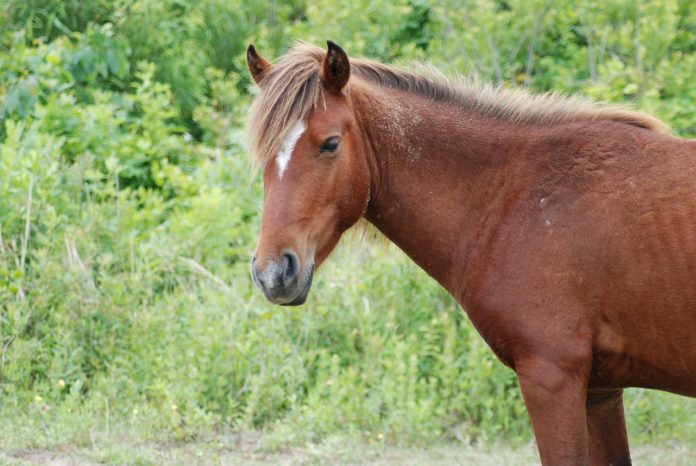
[247, 42, 669, 167]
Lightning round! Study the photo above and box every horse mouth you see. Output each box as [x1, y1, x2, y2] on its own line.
[281, 266, 314, 306]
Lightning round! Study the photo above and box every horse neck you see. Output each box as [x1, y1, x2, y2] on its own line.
[353, 84, 532, 299]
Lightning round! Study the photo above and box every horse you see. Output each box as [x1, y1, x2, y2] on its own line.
[245, 40, 696, 465]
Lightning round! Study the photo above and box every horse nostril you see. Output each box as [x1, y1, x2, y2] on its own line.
[251, 255, 264, 287]
[282, 251, 299, 284]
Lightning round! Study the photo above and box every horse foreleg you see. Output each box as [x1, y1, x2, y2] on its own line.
[586, 390, 631, 466]
[517, 358, 591, 465]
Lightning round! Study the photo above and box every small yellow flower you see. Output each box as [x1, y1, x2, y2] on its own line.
[47, 53, 61, 65]
[58, 379, 66, 388]
[34, 395, 43, 402]
[171, 404, 178, 411]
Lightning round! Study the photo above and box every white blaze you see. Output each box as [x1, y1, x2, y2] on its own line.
[276, 121, 306, 179]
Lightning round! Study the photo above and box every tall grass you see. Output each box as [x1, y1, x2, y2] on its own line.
[1, 0, 695, 451]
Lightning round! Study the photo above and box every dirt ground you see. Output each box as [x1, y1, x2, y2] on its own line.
[3, 433, 696, 466]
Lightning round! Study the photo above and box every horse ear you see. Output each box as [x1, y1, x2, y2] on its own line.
[322, 40, 350, 94]
[247, 44, 271, 86]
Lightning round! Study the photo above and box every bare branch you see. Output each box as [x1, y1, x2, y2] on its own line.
[1, 337, 15, 385]
[31, 402, 52, 439]
[524, 1, 553, 87]
[179, 257, 231, 293]
[586, 28, 597, 81]
[18, 178, 33, 301]
[487, 35, 504, 83]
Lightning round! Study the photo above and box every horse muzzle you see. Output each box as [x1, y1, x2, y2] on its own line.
[252, 251, 314, 306]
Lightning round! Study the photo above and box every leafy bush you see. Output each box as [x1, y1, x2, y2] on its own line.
[1, 0, 694, 452]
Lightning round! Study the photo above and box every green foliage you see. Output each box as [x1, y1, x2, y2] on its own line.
[3, 0, 118, 41]
[1, 0, 695, 452]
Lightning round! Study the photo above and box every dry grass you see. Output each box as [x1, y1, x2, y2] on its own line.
[4, 432, 696, 466]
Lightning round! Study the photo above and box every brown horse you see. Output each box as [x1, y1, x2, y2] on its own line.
[246, 41, 696, 465]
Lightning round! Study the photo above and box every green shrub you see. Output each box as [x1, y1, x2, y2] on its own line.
[1, 0, 694, 451]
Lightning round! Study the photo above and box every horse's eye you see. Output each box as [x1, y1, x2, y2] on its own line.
[320, 137, 341, 154]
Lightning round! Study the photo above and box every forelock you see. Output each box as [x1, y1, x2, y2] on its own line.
[247, 42, 326, 167]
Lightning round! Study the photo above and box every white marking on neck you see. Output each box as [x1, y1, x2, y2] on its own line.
[276, 121, 306, 179]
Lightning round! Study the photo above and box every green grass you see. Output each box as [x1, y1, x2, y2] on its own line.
[3, 429, 696, 466]
[1, 241, 695, 453]
[1, 0, 695, 458]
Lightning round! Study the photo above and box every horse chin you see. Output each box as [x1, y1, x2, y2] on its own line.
[281, 266, 314, 306]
